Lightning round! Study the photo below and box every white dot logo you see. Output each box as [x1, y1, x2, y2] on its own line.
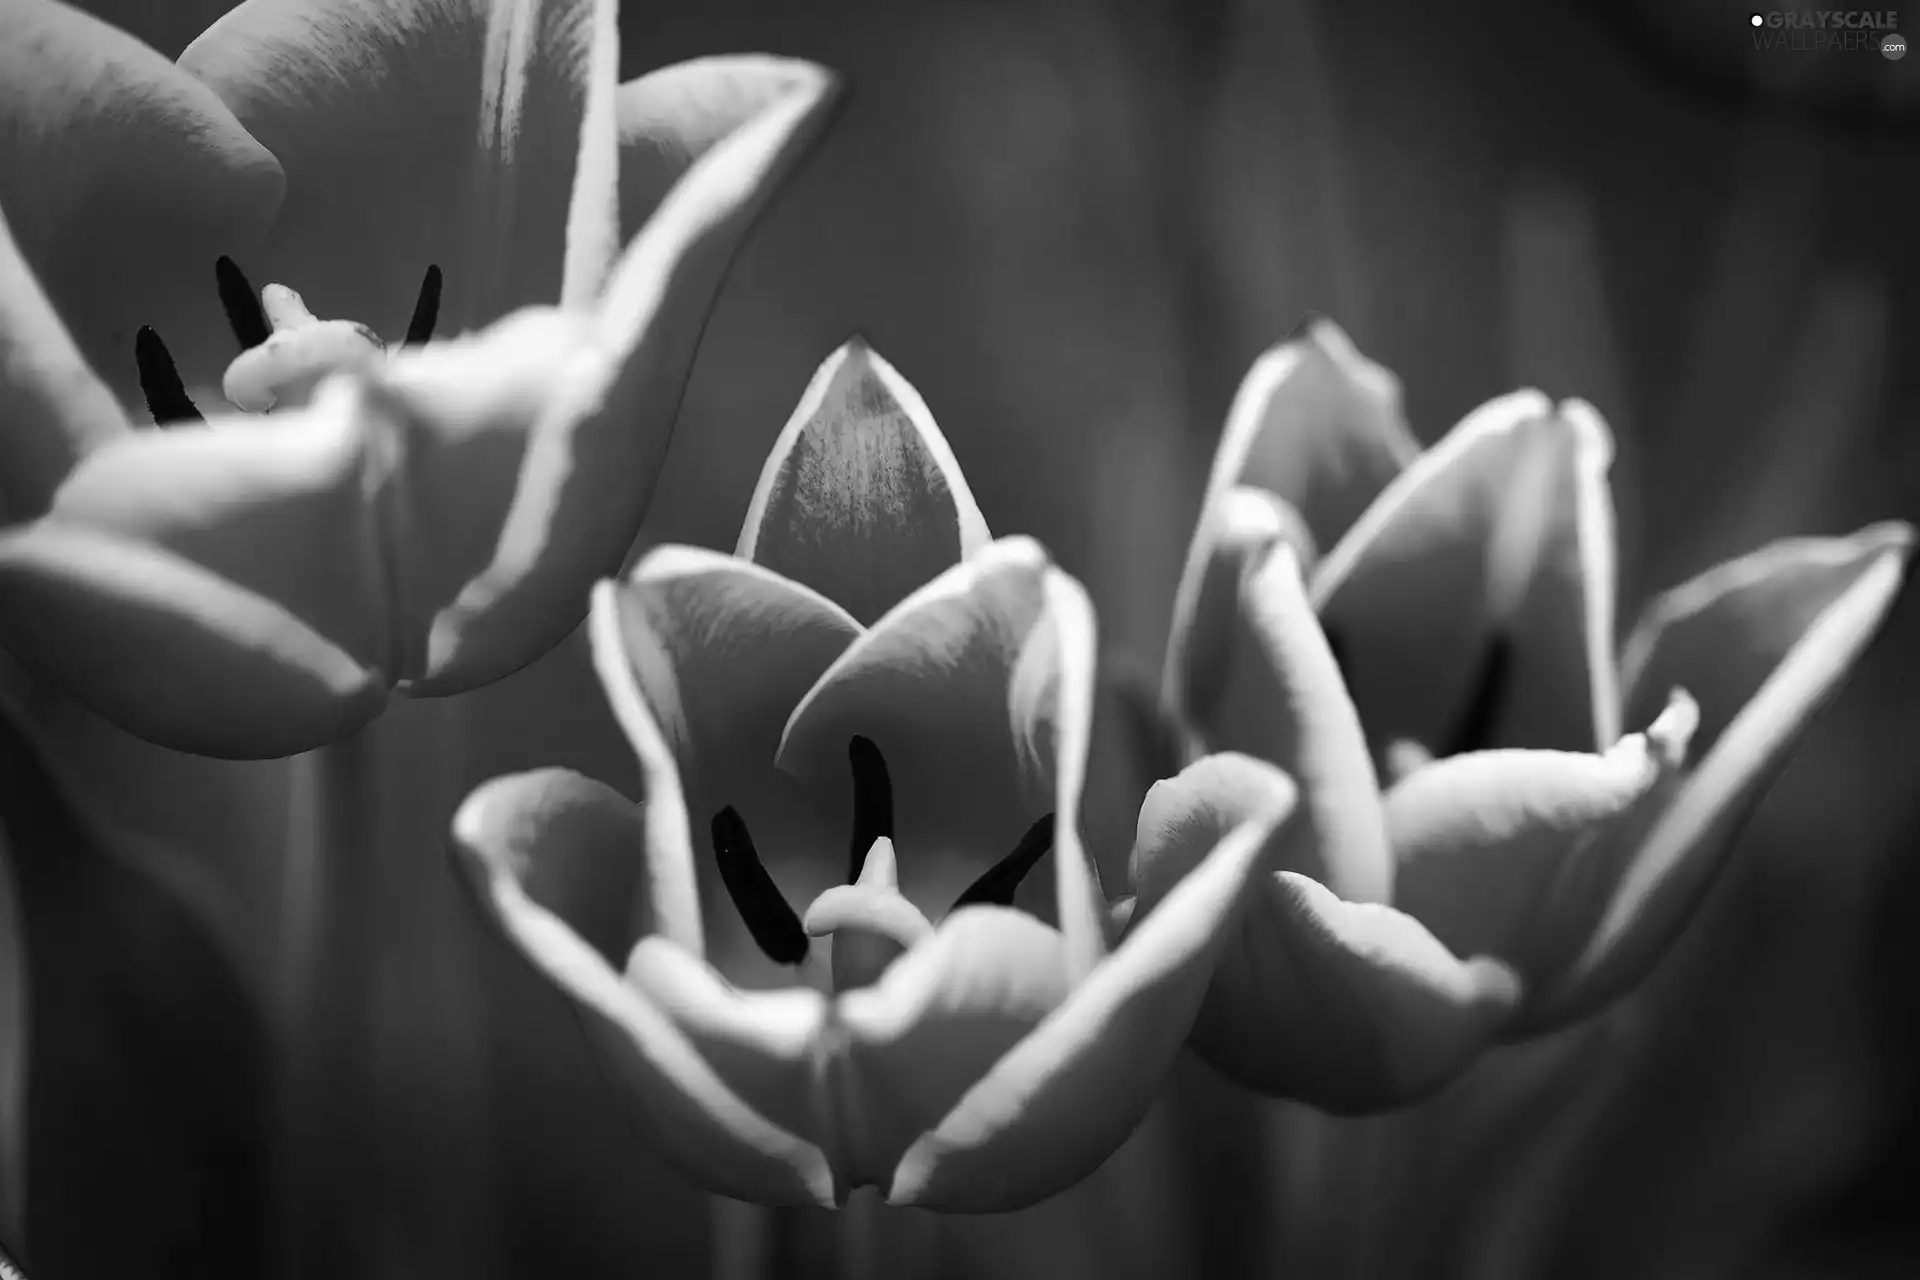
[1750, 12, 1763, 25]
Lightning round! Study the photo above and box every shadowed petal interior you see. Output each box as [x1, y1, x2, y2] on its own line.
[179, 0, 612, 341]
[597, 547, 860, 985]
[777, 539, 1060, 912]
[1315, 394, 1619, 762]
[0, 0, 284, 412]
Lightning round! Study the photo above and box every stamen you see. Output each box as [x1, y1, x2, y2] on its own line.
[214, 256, 271, 349]
[1435, 634, 1513, 758]
[403, 264, 443, 346]
[710, 807, 808, 965]
[951, 813, 1055, 911]
[847, 736, 894, 884]
[134, 327, 203, 427]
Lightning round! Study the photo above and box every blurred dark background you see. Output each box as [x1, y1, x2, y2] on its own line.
[9, 0, 1919, 1275]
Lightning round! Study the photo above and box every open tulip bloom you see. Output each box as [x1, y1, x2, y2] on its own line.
[0, 0, 841, 759]
[1140, 318, 1913, 1113]
[453, 340, 1296, 1211]
[1128, 320, 1912, 1113]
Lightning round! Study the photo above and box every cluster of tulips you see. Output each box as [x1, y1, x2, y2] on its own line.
[0, 0, 1907, 1271]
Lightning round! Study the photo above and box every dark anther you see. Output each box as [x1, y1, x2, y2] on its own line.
[134, 327, 203, 427]
[403, 264, 443, 346]
[214, 256, 271, 349]
[710, 807, 809, 965]
[847, 736, 894, 883]
[952, 813, 1055, 911]
[1435, 634, 1513, 759]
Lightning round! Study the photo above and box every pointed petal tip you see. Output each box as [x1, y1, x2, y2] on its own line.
[1554, 396, 1617, 471]
[1858, 518, 1917, 561]
[734, 336, 992, 616]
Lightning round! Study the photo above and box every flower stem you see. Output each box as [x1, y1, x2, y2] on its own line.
[709, 1196, 774, 1280]
[277, 706, 496, 1279]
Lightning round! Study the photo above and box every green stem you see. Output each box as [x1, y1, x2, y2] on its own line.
[276, 705, 495, 1279]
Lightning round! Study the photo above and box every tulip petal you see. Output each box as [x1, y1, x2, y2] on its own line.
[1193, 318, 1417, 564]
[0, 521, 385, 759]
[445, 767, 650, 964]
[617, 56, 832, 245]
[0, 206, 128, 520]
[399, 66, 842, 694]
[1315, 394, 1620, 762]
[0, 0, 284, 413]
[1535, 522, 1913, 1026]
[830, 908, 1071, 1195]
[885, 793, 1290, 1209]
[451, 774, 836, 1206]
[592, 549, 859, 980]
[1126, 751, 1296, 916]
[47, 377, 396, 678]
[1386, 695, 1695, 978]
[1196, 533, 1393, 903]
[180, 0, 611, 341]
[1128, 751, 1515, 1110]
[1164, 483, 1315, 744]
[1199, 873, 1520, 1112]
[1029, 569, 1111, 979]
[775, 539, 1065, 922]
[736, 340, 992, 625]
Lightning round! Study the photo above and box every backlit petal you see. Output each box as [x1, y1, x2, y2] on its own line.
[776, 539, 1064, 919]
[592, 549, 859, 982]
[451, 774, 835, 1205]
[1191, 873, 1520, 1112]
[1201, 536, 1393, 902]
[0, 521, 384, 758]
[1535, 522, 1912, 1026]
[47, 377, 395, 679]
[1316, 394, 1619, 761]
[180, 0, 613, 338]
[617, 56, 831, 245]
[1192, 318, 1416, 565]
[886, 796, 1287, 1209]
[0, 0, 284, 412]
[736, 339, 991, 625]
[1386, 696, 1694, 981]
[832, 908, 1071, 1196]
[399, 67, 842, 694]
[1163, 483, 1315, 744]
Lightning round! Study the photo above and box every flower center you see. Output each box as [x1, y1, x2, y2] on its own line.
[709, 736, 1057, 991]
[133, 257, 443, 427]
[1324, 624, 1516, 784]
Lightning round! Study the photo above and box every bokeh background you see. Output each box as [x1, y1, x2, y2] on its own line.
[4, 0, 1918, 1276]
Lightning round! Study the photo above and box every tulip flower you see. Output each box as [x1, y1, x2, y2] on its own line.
[0, 0, 841, 759]
[1139, 318, 1912, 1111]
[452, 339, 1291, 1209]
